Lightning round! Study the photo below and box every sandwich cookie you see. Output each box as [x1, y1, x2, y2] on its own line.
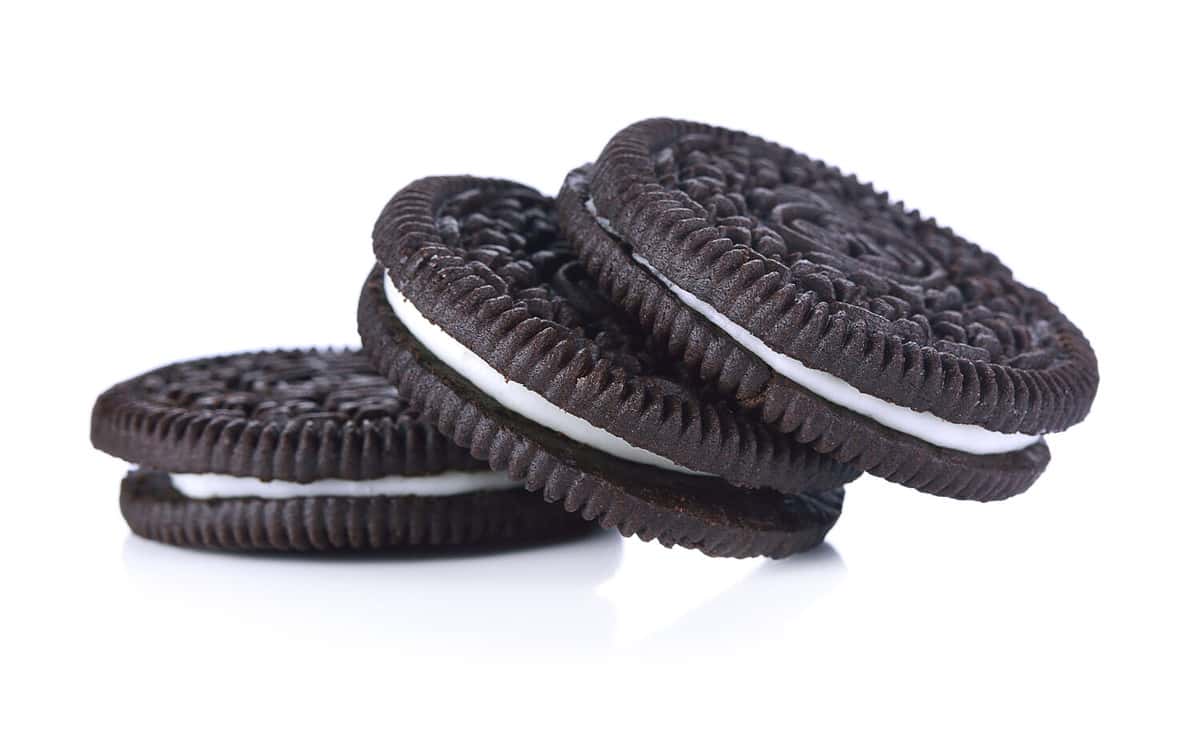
[362, 176, 859, 558]
[91, 349, 592, 551]
[568, 118, 1098, 501]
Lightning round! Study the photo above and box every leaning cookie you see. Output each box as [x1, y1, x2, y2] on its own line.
[363, 176, 858, 558]
[91, 349, 593, 551]
[569, 119, 1099, 501]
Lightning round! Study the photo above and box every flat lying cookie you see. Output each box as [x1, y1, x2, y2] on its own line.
[91, 349, 593, 551]
[567, 118, 1098, 501]
[363, 176, 858, 558]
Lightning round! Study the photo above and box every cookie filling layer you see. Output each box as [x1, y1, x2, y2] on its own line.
[383, 272, 703, 475]
[167, 470, 518, 499]
[628, 251, 1040, 456]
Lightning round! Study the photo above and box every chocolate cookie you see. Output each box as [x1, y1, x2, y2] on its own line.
[362, 176, 858, 558]
[91, 349, 593, 551]
[566, 118, 1098, 501]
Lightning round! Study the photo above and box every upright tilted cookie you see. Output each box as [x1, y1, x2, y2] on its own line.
[91, 349, 592, 551]
[362, 176, 858, 558]
[563, 118, 1098, 501]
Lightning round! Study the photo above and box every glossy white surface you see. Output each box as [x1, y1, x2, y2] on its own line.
[4, 4, 1195, 741]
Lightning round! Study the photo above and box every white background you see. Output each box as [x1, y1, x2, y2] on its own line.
[3, 2, 1197, 740]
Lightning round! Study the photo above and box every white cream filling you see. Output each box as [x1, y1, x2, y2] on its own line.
[168, 470, 518, 500]
[383, 272, 702, 475]
[628, 253, 1041, 455]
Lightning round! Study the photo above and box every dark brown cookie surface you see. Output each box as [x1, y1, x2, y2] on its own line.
[366, 176, 856, 557]
[370, 175, 856, 496]
[560, 167, 1051, 501]
[587, 118, 1098, 435]
[92, 348, 484, 481]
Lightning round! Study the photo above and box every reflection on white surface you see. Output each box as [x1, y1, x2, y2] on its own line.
[122, 529, 624, 655]
[121, 530, 846, 657]
[598, 542, 845, 650]
[638, 545, 845, 652]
